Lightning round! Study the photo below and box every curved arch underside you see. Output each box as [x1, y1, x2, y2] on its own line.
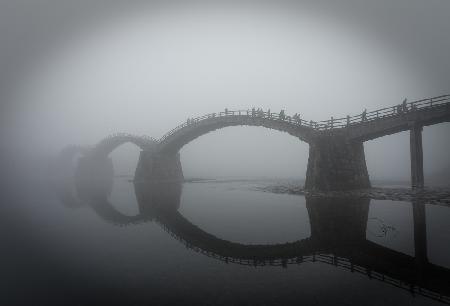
[92, 134, 157, 157]
[157, 116, 316, 154]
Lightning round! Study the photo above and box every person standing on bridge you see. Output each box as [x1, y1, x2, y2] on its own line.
[402, 98, 408, 112]
[252, 107, 255, 117]
[258, 108, 263, 117]
[225, 108, 228, 115]
[361, 109, 367, 121]
[279, 110, 285, 120]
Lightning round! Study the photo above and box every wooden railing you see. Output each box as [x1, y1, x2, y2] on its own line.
[158, 94, 450, 143]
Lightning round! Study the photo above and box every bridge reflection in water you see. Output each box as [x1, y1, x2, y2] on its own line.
[55, 173, 450, 305]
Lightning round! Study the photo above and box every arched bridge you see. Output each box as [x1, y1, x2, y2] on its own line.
[90, 133, 156, 157]
[157, 109, 317, 154]
[63, 94, 450, 191]
[135, 94, 450, 190]
[58, 134, 158, 189]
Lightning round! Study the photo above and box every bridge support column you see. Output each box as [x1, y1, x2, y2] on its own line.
[305, 137, 370, 191]
[410, 124, 424, 189]
[135, 151, 183, 182]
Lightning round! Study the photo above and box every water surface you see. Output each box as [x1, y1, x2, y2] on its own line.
[2, 177, 450, 306]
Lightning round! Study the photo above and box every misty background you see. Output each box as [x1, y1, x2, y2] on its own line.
[1, 0, 449, 184]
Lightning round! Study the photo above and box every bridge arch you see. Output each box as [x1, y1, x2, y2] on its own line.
[91, 133, 157, 157]
[78, 134, 158, 182]
[134, 112, 316, 182]
[156, 112, 316, 154]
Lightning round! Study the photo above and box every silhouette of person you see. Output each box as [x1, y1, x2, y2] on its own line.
[279, 110, 285, 120]
[402, 98, 408, 112]
[252, 107, 255, 117]
[362, 109, 367, 121]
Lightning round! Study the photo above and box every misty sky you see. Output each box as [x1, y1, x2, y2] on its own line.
[1, 0, 449, 181]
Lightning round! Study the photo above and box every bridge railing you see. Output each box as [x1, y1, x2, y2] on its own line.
[158, 94, 450, 142]
[95, 133, 157, 148]
[314, 94, 450, 130]
[158, 109, 317, 143]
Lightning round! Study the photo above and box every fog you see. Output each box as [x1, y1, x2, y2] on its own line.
[1, 0, 449, 182]
[2, 3, 450, 305]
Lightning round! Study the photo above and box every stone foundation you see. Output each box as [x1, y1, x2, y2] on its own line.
[135, 151, 184, 182]
[305, 136, 370, 191]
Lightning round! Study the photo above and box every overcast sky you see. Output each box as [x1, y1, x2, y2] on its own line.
[1, 0, 449, 181]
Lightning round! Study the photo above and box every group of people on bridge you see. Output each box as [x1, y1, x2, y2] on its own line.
[357, 98, 415, 125]
[184, 97, 418, 130]
[184, 107, 311, 127]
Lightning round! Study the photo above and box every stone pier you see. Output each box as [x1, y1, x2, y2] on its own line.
[305, 136, 370, 191]
[135, 150, 184, 182]
[410, 124, 424, 189]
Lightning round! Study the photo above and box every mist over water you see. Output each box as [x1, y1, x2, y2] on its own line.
[1, 1, 450, 305]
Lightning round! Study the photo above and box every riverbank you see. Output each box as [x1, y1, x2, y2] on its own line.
[255, 184, 450, 206]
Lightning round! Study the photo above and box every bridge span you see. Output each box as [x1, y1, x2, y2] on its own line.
[65, 94, 450, 191]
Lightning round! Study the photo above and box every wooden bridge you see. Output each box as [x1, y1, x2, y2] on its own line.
[62, 94, 450, 191]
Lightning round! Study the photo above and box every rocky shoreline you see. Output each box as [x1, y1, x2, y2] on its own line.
[256, 184, 450, 206]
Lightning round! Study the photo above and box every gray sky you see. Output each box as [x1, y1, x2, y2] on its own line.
[1, 0, 449, 181]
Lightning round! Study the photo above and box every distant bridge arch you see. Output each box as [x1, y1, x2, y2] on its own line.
[91, 133, 157, 157]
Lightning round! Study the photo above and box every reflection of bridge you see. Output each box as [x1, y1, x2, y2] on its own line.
[62, 94, 450, 191]
[56, 172, 450, 305]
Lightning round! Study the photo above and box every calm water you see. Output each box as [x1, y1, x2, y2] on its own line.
[2, 176, 450, 306]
